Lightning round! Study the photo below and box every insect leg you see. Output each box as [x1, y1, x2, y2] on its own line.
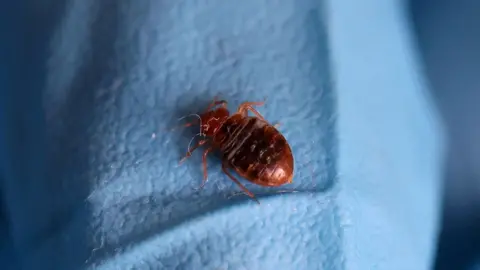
[237, 102, 267, 122]
[178, 139, 208, 164]
[198, 147, 214, 189]
[221, 163, 260, 204]
[238, 102, 282, 128]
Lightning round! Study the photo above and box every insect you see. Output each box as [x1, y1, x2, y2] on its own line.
[176, 97, 294, 204]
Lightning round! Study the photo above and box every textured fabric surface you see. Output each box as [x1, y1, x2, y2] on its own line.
[0, 0, 444, 270]
[329, 1, 445, 269]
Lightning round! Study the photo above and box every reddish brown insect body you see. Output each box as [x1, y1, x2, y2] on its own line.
[177, 98, 294, 204]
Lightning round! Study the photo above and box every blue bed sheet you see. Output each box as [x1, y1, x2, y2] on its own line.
[0, 0, 444, 269]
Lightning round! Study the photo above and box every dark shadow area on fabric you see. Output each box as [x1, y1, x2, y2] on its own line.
[0, 3, 32, 270]
[0, 4, 24, 268]
[1, 1, 75, 269]
[408, 1, 480, 269]
[0, 188, 18, 270]
[38, 1, 123, 268]
[0, 0, 122, 268]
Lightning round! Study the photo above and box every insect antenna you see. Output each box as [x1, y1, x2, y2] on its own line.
[168, 113, 203, 132]
[185, 132, 206, 155]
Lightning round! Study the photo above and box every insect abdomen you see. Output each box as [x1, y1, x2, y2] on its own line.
[217, 115, 294, 186]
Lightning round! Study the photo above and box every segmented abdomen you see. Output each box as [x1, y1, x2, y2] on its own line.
[214, 114, 294, 186]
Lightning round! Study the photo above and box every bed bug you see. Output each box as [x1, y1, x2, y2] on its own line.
[176, 97, 294, 204]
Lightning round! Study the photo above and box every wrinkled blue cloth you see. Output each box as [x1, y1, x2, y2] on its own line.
[0, 1, 444, 269]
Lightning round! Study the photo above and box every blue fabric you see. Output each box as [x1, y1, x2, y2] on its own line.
[0, 0, 444, 269]
[410, 1, 480, 269]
